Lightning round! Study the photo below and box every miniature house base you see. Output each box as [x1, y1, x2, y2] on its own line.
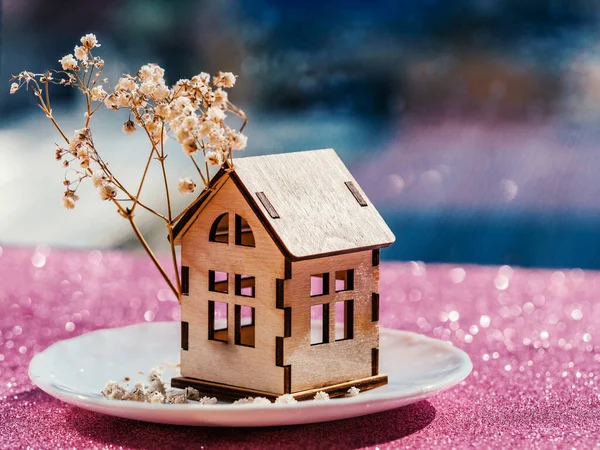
[170, 149, 395, 402]
[171, 374, 388, 401]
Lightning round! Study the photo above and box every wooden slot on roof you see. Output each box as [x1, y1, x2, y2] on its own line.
[256, 191, 280, 219]
[345, 181, 368, 207]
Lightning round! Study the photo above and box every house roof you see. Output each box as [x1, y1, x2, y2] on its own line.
[172, 149, 395, 260]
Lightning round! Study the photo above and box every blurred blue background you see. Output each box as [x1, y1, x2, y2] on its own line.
[2, 0, 600, 268]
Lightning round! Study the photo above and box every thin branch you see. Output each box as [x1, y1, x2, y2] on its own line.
[127, 214, 179, 300]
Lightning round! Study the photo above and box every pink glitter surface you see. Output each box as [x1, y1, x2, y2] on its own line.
[1, 246, 600, 449]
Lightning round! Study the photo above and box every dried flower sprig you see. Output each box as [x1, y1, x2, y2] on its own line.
[10, 33, 248, 300]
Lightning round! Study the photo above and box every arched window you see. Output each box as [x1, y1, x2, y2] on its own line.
[235, 214, 255, 247]
[209, 213, 229, 243]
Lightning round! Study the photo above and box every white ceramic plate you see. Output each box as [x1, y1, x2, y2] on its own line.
[29, 322, 472, 427]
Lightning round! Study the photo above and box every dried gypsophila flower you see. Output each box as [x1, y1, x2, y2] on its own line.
[205, 151, 222, 166]
[99, 184, 117, 200]
[81, 33, 100, 50]
[199, 396, 218, 405]
[177, 177, 196, 195]
[212, 71, 236, 88]
[166, 389, 188, 404]
[102, 380, 126, 400]
[74, 45, 88, 61]
[149, 391, 165, 404]
[346, 386, 360, 397]
[275, 394, 297, 404]
[313, 391, 330, 401]
[59, 54, 77, 71]
[181, 139, 198, 156]
[122, 119, 136, 134]
[92, 170, 108, 188]
[9, 83, 19, 94]
[90, 86, 106, 101]
[185, 387, 201, 401]
[122, 382, 146, 402]
[62, 191, 79, 210]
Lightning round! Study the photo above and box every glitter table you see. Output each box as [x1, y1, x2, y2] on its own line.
[1, 246, 600, 449]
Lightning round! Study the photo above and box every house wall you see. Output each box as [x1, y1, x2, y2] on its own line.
[283, 250, 379, 392]
[180, 177, 287, 394]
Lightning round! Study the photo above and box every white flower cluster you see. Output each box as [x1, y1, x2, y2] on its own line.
[103, 64, 247, 168]
[232, 397, 272, 405]
[10, 33, 248, 211]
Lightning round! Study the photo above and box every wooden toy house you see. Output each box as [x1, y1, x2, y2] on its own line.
[171, 149, 395, 400]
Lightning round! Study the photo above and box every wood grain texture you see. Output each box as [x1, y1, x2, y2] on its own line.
[180, 177, 287, 394]
[282, 250, 381, 392]
[232, 149, 395, 259]
[170, 374, 387, 401]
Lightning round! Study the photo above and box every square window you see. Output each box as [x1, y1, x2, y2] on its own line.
[235, 305, 255, 347]
[235, 274, 255, 297]
[310, 304, 329, 345]
[335, 269, 354, 292]
[208, 300, 228, 342]
[209, 270, 228, 293]
[335, 300, 354, 341]
[310, 273, 329, 297]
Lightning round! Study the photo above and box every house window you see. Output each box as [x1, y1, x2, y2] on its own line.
[181, 266, 189, 296]
[235, 305, 255, 347]
[335, 269, 354, 292]
[310, 273, 329, 297]
[209, 213, 229, 244]
[335, 300, 354, 341]
[235, 274, 255, 297]
[235, 215, 256, 247]
[208, 300, 228, 342]
[209, 270, 228, 294]
[181, 321, 189, 350]
[310, 304, 329, 345]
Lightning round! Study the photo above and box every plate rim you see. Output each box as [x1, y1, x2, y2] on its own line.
[29, 321, 473, 419]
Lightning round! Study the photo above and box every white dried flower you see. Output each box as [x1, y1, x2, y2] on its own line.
[205, 151, 222, 166]
[92, 170, 108, 188]
[90, 86, 106, 101]
[99, 184, 117, 201]
[166, 389, 188, 404]
[213, 88, 228, 106]
[197, 120, 214, 139]
[213, 71, 236, 88]
[199, 396, 218, 405]
[193, 72, 211, 85]
[233, 397, 253, 405]
[116, 77, 136, 92]
[206, 106, 225, 122]
[181, 115, 199, 132]
[230, 132, 248, 151]
[122, 382, 146, 402]
[148, 367, 163, 383]
[313, 391, 330, 401]
[62, 194, 77, 210]
[103, 94, 118, 110]
[80, 33, 100, 50]
[74, 45, 88, 61]
[181, 138, 198, 156]
[102, 380, 126, 400]
[149, 391, 165, 404]
[139, 81, 154, 96]
[9, 83, 19, 94]
[184, 387, 201, 401]
[155, 103, 172, 120]
[178, 177, 196, 195]
[153, 83, 170, 100]
[122, 119, 136, 135]
[59, 54, 77, 71]
[139, 63, 164, 83]
[252, 397, 271, 405]
[346, 386, 360, 397]
[275, 394, 297, 404]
